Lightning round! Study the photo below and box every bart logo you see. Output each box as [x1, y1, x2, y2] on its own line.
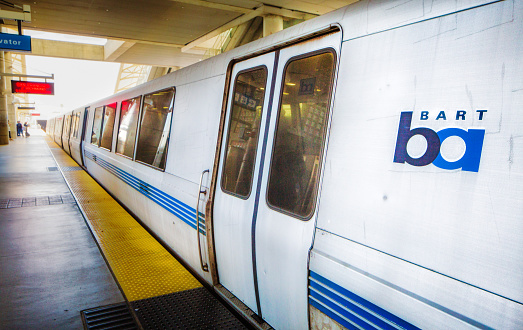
[393, 111, 486, 172]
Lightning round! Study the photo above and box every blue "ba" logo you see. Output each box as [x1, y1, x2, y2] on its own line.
[393, 111, 485, 172]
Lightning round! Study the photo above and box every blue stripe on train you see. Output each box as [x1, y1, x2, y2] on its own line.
[84, 150, 206, 235]
[309, 271, 419, 330]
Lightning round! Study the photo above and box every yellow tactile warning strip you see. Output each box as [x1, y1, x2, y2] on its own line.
[46, 138, 202, 301]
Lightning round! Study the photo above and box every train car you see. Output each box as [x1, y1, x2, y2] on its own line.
[48, 0, 523, 329]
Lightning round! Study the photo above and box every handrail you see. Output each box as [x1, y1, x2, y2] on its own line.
[196, 169, 210, 272]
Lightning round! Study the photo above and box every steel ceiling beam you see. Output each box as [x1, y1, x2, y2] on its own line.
[168, 0, 253, 14]
[181, 4, 317, 52]
[0, 4, 31, 22]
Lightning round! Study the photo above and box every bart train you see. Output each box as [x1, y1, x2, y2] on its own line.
[47, 0, 522, 328]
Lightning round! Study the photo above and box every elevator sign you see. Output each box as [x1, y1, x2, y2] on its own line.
[0, 33, 31, 52]
[11, 81, 54, 95]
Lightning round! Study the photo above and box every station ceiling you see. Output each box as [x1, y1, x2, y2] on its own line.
[3, 1, 357, 67]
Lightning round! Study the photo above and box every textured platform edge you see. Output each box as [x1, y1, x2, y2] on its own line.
[45, 138, 259, 329]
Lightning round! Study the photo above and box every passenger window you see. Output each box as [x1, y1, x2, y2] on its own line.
[135, 87, 175, 169]
[116, 96, 141, 158]
[91, 106, 104, 145]
[267, 51, 335, 218]
[222, 67, 267, 197]
[100, 102, 117, 150]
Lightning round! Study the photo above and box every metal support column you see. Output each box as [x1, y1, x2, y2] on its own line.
[7, 91, 15, 140]
[0, 51, 8, 145]
[5, 52, 17, 139]
[263, 14, 283, 37]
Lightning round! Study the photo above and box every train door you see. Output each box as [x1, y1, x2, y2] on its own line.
[54, 116, 63, 146]
[68, 110, 82, 163]
[79, 107, 89, 167]
[214, 52, 275, 315]
[63, 113, 72, 155]
[213, 32, 339, 329]
[68, 111, 78, 154]
[47, 119, 54, 139]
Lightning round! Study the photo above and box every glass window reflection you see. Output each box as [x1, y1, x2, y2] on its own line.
[135, 88, 175, 169]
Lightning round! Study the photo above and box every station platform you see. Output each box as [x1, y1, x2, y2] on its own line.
[0, 130, 251, 329]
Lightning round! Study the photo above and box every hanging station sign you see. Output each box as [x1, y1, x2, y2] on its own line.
[0, 33, 31, 52]
[11, 80, 54, 95]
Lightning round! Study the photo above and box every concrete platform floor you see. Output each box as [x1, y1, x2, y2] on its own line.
[0, 130, 124, 329]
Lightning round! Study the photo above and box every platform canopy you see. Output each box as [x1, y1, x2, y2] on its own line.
[1, 0, 358, 67]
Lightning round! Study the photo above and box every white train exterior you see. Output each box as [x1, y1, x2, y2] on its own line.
[47, 0, 523, 329]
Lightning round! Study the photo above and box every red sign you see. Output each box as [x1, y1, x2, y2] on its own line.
[11, 80, 54, 95]
[31, 113, 40, 116]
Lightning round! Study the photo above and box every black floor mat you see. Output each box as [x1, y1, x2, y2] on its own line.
[130, 287, 249, 329]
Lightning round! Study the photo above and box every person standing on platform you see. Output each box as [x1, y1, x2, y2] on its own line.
[23, 122, 29, 137]
[8, 120, 13, 140]
[16, 121, 22, 136]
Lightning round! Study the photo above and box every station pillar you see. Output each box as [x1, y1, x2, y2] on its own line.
[263, 14, 283, 37]
[5, 52, 16, 140]
[7, 93, 15, 139]
[0, 51, 9, 145]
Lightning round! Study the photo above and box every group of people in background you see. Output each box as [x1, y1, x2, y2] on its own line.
[18, 121, 30, 137]
[8, 120, 30, 139]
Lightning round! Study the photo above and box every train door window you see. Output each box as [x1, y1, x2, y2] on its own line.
[221, 67, 267, 197]
[82, 107, 90, 142]
[100, 102, 117, 150]
[267, 50, 336, 218]
[116, 96, 141, 158]
[91, 106, 104, 145]
[135, 87, 175, 170]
